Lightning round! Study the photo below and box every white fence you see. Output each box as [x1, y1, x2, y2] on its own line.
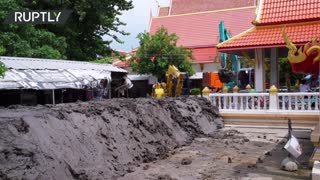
[278, 92, 320, 111]
[207, 92, 320, 112]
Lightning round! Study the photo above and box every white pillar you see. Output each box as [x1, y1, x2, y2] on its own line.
[269, 93, 278, 111]
[270, 48, 279, 87]
[233, 86, 239, 110]
[269, 86, 279, 112]
[313, 161, 320, 180]
[254, 49, 266, 92]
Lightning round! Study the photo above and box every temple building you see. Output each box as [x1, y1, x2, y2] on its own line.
[217, 0, 320, 92]
[114, 0, 257, 75]
[149, 0, 257, 73]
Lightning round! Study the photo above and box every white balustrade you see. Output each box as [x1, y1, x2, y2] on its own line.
[208, 92, 320, 112]
[278, 92, 320, 112]
[209, 93, 269, 112]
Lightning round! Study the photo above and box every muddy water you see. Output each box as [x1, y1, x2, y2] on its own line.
[0, 97, 222, 180]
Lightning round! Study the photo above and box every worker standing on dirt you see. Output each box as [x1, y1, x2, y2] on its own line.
[115, 75, 133, 97]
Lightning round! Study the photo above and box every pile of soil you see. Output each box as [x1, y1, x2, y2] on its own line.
[0, 97, 222, 180]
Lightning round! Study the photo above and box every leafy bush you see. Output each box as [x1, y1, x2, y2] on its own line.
[190, 88, 201, 95]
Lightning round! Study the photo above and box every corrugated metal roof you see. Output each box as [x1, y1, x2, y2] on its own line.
[128, 74, 152, 81]
[189, 72, 203, 79]
[0, 56, 127, 73]
[0, 69, 111, 90]
[0, 56, 126, 90]
[128, 74, 158, 85]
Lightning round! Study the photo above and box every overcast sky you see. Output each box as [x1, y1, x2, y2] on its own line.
[103, 0, 170, 52]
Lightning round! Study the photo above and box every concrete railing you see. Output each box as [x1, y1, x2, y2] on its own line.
[206, 92, 320, 112]
[278, 92, 320, 112]
[208, 93, 269, 111]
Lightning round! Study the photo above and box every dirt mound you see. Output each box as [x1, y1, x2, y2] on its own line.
[0, 97, 222, 180]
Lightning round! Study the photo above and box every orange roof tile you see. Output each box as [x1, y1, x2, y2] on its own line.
[170, 0, 255, 15]
[217, 22, 320, 51]
[113, 60, 129, 68]
[150, 7, 255, 48]
[256, 0, 320, 25]
[192, 47, 220, 63]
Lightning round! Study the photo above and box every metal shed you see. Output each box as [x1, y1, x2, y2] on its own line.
[0, 56, 127, 106]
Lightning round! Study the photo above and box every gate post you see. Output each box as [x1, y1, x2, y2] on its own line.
[269, 85, 278, 111]
[202, 87, 211, 101]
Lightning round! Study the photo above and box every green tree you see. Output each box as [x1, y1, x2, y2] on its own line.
[278, 58, 303, 86]
[0, 46, 7, 77]
[130, 27, 195, 80]
[0, 0, 67, 59]
[265, 58, 303, 87]
[0, 0, 133, 61]
[24, 0, 133, 61]
[93, 56, 115, 64]
[93, 54, 125, 64]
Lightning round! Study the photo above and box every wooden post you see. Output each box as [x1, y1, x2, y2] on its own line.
[52, 89, 55, 105]
[108, 81, 112, 99]
[20, 89, 23, 105]
[61, 89, 64, 103]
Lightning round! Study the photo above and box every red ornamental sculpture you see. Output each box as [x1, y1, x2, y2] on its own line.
[283, 28, 320, 75]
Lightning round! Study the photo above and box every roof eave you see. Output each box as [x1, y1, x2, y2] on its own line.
[217, 43, 307, 52]
[216, 27, 256, 48]
[185, 45, 217, 49]
[192, 61, 219, 64]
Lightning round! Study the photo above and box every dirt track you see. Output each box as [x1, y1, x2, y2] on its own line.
[0, 97, 222, 180]
[119, 127, 313, 180]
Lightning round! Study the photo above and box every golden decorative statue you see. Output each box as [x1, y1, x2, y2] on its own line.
[152, 65, 184, 98]
[282, 27, 320, 74]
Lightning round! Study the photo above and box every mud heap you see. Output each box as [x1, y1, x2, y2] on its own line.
[0, 97, 222, 180]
